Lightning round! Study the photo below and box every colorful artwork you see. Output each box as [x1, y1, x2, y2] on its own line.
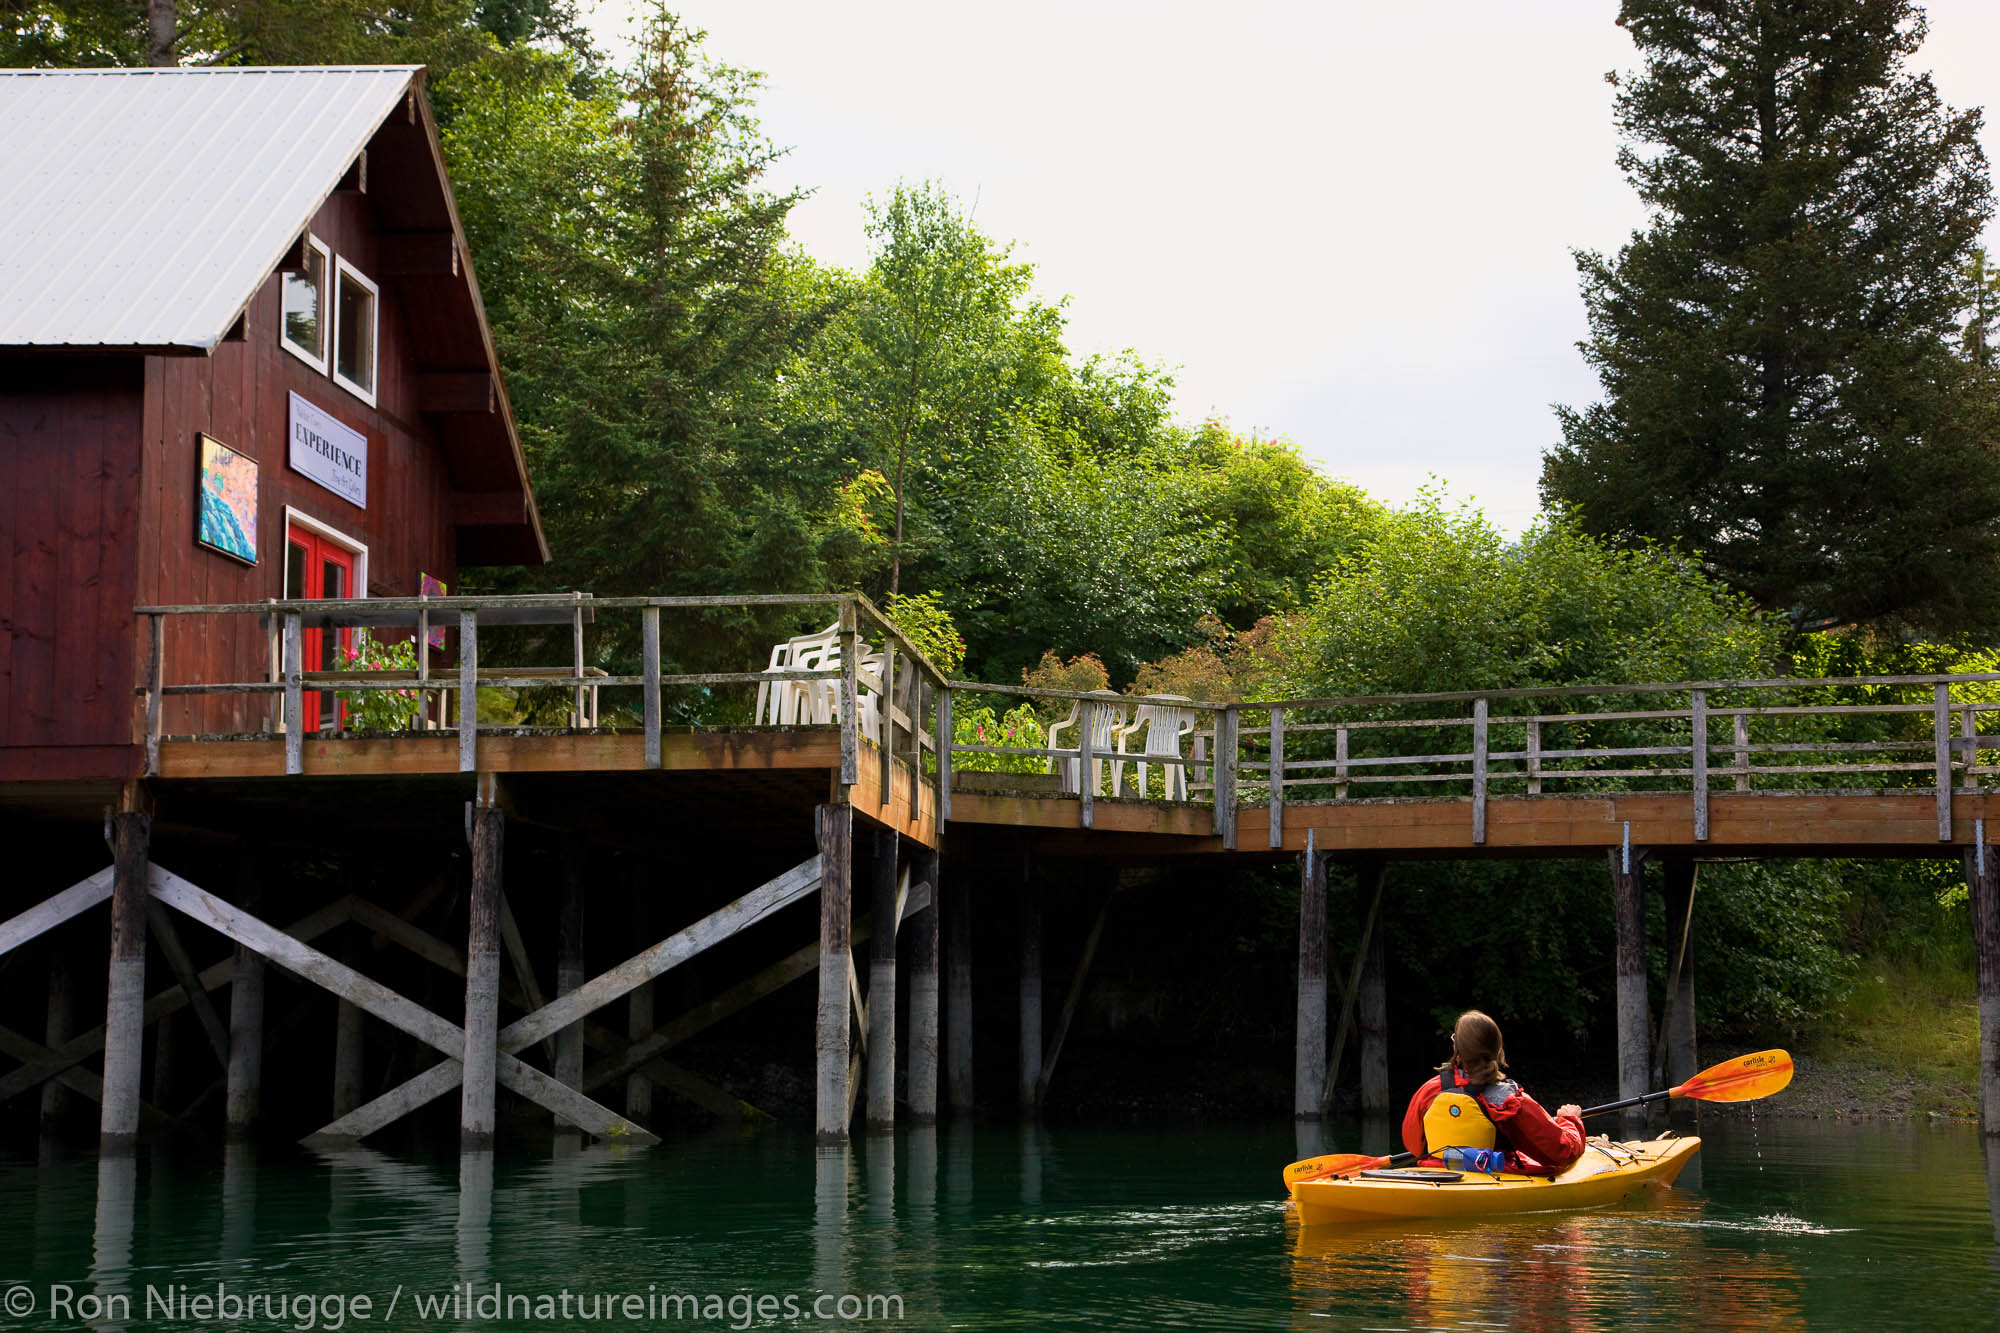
[420, 572, 448, 648]
[196, 434, 258, 564]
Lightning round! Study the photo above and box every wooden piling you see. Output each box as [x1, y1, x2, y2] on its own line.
[867, 829, 900, 1131]
[1661, 856, 1699, 1088]
[816, 803, 854, 1142]
[100, 804, 151, 1151]
[555, 849, 586, 1133]
[944, 875, 974, 1116]
[225, 864, 266, 1139]
[460, 796, 505, 1150]
[909, 848, 941, 1126]
[39, 957, 72, 1133]
[1609, 846, 1651, 1128]
[1358, 895, 1390, 1115]
[1968, 843, 2000, 1134]
[1018, 860, 1042, 1116]
[626, 982, 653, 1124]
[332, 974, 364, 1121]
[1294, 835, 1327, 1119]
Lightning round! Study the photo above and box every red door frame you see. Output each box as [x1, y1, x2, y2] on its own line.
[286, 522, 357, 731]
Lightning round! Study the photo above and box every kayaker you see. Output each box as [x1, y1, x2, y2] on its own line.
[1400, 1009, 1586, 1175]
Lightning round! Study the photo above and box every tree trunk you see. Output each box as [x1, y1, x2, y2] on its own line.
[148, 0, 176, 65]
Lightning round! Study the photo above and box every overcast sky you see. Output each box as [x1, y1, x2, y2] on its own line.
[585, 1, 2000, 532]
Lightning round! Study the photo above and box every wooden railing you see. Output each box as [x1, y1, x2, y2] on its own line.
[1219, 674, 2000, 849]
[135, 591, 2000, 850]
[134, 593, 951, 817]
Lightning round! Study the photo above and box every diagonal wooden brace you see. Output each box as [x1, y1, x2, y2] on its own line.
[301, 855, 823, 1143]
[144, 865, 656, 1147]
[0, 867, 113, 957]
[0, 896, 356, 1105]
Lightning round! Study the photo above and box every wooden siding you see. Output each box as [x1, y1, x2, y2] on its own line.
[0, 358, 145, 777]
[134, 191, 457, 738]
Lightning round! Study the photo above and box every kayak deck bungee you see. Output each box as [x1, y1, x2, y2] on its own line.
[1288, 1135, 1700, 1225]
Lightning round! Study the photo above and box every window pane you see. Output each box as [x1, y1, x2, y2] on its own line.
[336, 270, 376, 394]
[281, 248, 325, 361]
[286, 540, 308, 599]
[321, 556, 345, 600]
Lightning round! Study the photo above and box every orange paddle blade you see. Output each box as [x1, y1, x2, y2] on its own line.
[1670, 1048, 1793, 1103]
[1283, 1153, 1386, 1187]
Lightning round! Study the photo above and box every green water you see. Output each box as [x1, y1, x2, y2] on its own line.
[2, 1117, 1995, 1330]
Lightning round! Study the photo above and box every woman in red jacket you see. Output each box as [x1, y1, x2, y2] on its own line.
[1400, 1010, 1586, 1175]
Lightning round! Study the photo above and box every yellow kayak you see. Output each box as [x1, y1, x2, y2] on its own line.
[1288, 1135, 1700, 1226]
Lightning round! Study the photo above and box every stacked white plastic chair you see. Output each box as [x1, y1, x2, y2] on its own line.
[756, 621, 881, 739]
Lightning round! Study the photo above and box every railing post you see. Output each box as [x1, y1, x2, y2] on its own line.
[1691, 689, 1708, 842]
[1217, 706, 1239, 850]
[1268, 706, 1285, 849]
[416, 601, 431, 730]
[571, 593, 587, 729]
[459, 609, 478, 775]
[838, 599, 859, 787]
[880, 639, 895, 809]
[1078, 699, 1096, 831]
[1525, 717, 1541, 795]
[1733, 712, 1750, 791]
[1471, 697, 1488, 845]
[1335, 724, 1349, 802]
[282, 611, 303, 776]
[936, 685, 953, 822]
[1936, 681, 1954, 841]
[642, 605, 661, 770]
[1964, 704, 1981, 793]
[143, 613, 164, 778]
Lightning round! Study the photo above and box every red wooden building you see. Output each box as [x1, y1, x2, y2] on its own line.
[0, 65, 545, 783]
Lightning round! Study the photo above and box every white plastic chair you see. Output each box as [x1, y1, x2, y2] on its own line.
[1114, 695, 1197, 800]
[758, 622, 839, 725]
[1047, 692, 1126, 796]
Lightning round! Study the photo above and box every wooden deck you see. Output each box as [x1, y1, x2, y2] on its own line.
[115, 726, 2000, 861]
[949, 788, 2000, 858]
[143, 727, 938, 849]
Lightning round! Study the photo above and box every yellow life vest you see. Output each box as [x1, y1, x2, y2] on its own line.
[1421, 1067, 1499, 1154]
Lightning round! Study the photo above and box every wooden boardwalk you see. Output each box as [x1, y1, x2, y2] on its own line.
[4, 589, 1998, 1151]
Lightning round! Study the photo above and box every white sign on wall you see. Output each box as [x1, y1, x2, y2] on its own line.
[288, 391, 368, 508]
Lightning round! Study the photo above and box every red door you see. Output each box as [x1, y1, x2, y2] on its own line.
[287, 524, 356, 731]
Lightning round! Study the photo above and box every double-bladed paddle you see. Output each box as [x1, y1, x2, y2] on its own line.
[1281, 1048, 1793, 1189]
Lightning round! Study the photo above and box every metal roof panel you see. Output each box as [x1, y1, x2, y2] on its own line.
[0, 66, 419, 349]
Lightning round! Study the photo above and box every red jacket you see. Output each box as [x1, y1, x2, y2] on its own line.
[1401, 1066, 1585, 1173]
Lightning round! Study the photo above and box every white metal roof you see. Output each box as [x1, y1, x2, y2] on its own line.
[0, 66, 420, 350]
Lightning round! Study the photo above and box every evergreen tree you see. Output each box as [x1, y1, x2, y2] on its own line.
[1543, 0, 2000, 637]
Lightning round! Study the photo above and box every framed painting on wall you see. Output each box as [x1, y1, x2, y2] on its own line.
[419, 572, 447, 648]
[196, 433, 258, 564]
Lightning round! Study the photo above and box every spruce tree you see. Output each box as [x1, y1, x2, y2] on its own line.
[1543, 0, 2000, 637]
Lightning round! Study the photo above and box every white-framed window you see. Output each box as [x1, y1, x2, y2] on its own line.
[332, 256, 380, 406]
[279, 234, 330, 372]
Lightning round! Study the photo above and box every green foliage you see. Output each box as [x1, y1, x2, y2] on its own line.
[334, 631, 423, 731]
[951, 704, 1046, 774]
[1020, 650, 1110, 722]
[883, 591, 964, 676]
[1544, 0, 2000, 639]
[1282, 493, 1780, 698]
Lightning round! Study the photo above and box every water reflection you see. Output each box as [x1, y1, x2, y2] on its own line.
[456, 1149, 493, 1281]
[813, 1143, 850, 1298]
[0, 1118, 1989, 1333]
[1986, 1132, 2000, 1248]
[221, 1142, 257, 1266]
[1289, 1189, 1805, 1331]
[89, 1153, 136, 1325]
